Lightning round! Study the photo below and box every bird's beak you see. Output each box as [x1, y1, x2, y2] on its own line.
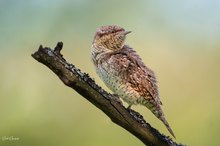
[124, 31, 132, 35]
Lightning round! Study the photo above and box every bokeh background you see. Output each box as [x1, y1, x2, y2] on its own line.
[0, 0, 220, 145]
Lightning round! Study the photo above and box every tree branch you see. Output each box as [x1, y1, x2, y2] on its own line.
[32, 42, 184, 146]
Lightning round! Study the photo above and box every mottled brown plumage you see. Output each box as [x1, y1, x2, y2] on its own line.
[91, 25, 175, 138]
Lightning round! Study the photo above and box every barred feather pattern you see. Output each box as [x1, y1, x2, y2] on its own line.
[91, 25, 175, 138]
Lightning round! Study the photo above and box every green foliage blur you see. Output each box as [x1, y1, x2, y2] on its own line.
[0, 0, 220, 145]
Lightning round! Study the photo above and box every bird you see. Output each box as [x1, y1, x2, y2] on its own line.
[91, 25, 175, 138]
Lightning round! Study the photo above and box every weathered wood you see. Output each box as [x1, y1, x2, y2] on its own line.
[32, 42, 184, 146]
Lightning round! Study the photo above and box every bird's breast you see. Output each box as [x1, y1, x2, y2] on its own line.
[95, 57, 141, 105]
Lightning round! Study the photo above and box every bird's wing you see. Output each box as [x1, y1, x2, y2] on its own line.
[110, 45, 161, 105]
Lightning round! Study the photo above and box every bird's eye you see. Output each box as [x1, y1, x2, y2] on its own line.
[118, 35, 124, 39]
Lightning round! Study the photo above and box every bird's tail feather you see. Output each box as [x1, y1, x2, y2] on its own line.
[159, 115, 176, 138]
[149, 105, 176, 138]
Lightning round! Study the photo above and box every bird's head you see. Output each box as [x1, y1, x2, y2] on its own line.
[93, 25, 131, 51]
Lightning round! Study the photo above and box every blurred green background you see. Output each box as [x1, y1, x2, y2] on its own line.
[0, 0, 220, 145]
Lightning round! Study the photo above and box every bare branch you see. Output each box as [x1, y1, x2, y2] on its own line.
[32, 42, 184, 146]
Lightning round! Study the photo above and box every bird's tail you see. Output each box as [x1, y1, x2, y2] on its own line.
[150, 105, 176, 138]
[159, 114, 176, 138]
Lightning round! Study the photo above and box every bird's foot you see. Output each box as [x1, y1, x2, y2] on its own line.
[126, 105, 132, 111]
[127, 105, 132, 109]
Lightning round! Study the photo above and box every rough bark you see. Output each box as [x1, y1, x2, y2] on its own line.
[31, 42, 184, 146]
